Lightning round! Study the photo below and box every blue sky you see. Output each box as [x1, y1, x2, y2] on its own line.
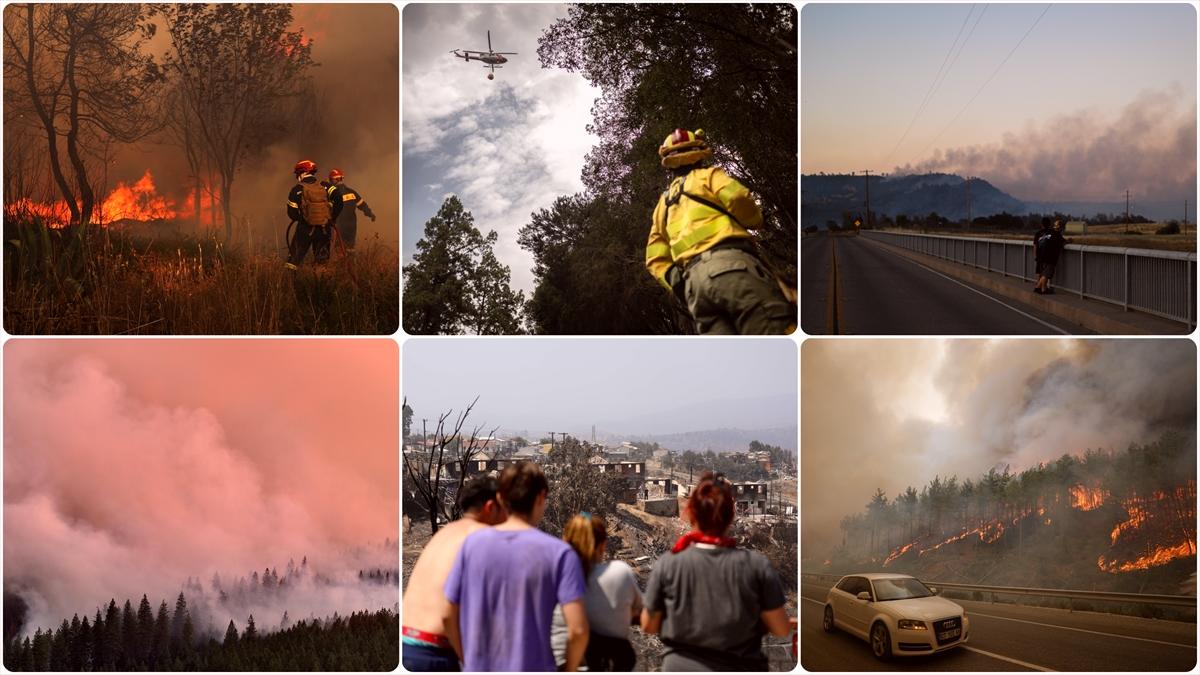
[802, 3, 1196, 202]
[402, 3, 599, 294]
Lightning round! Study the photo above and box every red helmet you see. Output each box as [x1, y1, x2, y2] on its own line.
[294, 159, 317, 176]
[329, 168, 345, 182]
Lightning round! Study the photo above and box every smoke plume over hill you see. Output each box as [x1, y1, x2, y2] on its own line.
[896, 88, 1197, 207]
[801, 340, 1196, 559]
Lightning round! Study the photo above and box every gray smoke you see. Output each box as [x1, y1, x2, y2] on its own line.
[801, 339, 1196, 559]
[895, 88, 1197, 203]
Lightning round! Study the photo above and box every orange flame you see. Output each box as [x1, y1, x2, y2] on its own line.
[883, 505, 1057, 566]
[882, 542, 915, 567]
[1070, 485, 1107, 510]
[1099, 481, 1196, 573]
[1099, 541, 1197, 573]
[4, 170, 179, 228]
[180, 180, 222, 228]
[96, 171, 177, 223]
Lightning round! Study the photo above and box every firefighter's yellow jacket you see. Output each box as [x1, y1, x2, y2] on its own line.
[645, 166, 763, 289]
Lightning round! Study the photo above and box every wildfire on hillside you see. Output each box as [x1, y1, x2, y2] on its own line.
[882, 481, 1198, 574]
[2, 170, 221, 229]
[1070, 485, 1107, 511]
[1097, 481, 1196, 573]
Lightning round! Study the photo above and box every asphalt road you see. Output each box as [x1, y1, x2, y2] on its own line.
[800, 235, 1088, 335]
[800, 581, 1197, 672]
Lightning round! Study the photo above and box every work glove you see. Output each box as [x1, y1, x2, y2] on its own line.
[665, 264, 687, 306]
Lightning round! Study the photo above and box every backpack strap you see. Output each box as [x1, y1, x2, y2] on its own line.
[681, 189, 745, 230]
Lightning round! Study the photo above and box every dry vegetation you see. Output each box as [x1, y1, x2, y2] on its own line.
[4, 220, 398, 334]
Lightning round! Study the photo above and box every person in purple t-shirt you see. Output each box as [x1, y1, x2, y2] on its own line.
[445, 461, 590, 671]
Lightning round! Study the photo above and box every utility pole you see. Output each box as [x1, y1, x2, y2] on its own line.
[859, 169, 872, 227]
[966, 176, 972, 229]
[1125, 189, 1130, 234]
[1185, 199, 1188, 235]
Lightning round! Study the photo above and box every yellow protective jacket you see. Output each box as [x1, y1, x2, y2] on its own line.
[646, 166, 763, 289]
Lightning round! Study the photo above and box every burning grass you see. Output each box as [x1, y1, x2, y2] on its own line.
[4, 218, 398, 334]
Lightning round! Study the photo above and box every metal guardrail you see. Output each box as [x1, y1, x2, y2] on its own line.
[801, 573, 1197, 608]
[860, 230, 1197, 326]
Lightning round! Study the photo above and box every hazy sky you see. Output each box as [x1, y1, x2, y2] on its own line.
[801, 338, 1196, 557]
[402, 3, 599, 294]
[802, 3, 1196, 201]
[403, 339, 797, 437]
[4, 340, 398, 633]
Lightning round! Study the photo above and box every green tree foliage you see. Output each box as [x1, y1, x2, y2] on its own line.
[519, 4, 797, 334]
[836, 433, 1196, 563]
[4, 601, 397, 671]
[403, 195, 524, 334]
[518, 194, 679, 334]
[222, 620, 238, 648]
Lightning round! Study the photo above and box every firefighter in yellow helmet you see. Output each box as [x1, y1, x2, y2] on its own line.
[646, 129, 793, 334]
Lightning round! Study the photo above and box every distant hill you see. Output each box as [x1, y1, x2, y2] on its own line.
[802, 172, 1027, 226]
[802, 173, 1189, 225]
[1025, 199, 1185, 223]
[632, 426, 797, 453]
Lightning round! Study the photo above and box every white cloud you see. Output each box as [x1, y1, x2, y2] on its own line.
[403, 3, 600, 294]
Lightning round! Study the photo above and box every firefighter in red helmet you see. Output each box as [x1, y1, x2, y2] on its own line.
[325, 168, 376, 252]
[285, 160, 341, 269]
[646, 129, 794, 334]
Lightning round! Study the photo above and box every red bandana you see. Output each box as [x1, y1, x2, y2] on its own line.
[672, 530, 737, 553]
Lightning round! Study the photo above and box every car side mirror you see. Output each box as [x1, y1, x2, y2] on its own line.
[856, 591, 871, 602]
[929, 586, 940, 595]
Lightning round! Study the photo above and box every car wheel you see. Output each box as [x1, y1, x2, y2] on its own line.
[871, 622, 892, 661]
[822, 605, 834, 632]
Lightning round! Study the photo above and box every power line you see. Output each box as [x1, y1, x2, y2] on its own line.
[880, 4, 977, 168]
[914, 4, 1052, 164]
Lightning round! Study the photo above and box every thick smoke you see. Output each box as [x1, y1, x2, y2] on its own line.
[104, 4, 399, 246]
[3, 340, 398, 635]
[801, 339, 1195, 558]
[895, 88, 1197, 203]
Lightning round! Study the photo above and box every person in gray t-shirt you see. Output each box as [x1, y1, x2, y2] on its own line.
[553, 514, 643, 671]
[642, 472, 791, 671]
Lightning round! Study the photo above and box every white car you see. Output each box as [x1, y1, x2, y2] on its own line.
[822, 573, 969, 660]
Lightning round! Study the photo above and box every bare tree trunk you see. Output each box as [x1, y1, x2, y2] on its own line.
[20, 5, 78, 224]
[221, 177, 233, 241]
[64, 43, 95, 225]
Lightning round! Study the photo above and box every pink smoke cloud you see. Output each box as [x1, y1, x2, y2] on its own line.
[4, 339, 398, 633]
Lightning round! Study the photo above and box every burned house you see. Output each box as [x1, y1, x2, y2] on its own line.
[733, 481, 769, 515]
[591, 460, 646, 504]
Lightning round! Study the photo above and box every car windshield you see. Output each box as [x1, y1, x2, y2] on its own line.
[872, 577, 933, 601]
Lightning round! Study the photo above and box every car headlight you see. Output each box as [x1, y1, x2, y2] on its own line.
[897, 619, 927, 631]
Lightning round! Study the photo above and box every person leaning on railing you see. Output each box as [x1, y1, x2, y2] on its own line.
[641, 471, 791, 670]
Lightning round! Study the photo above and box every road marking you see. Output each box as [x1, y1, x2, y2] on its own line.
[968, 611, 1195, 649]
[963, 646, 1055, 671]
[801, 595, 1054, 672]
[825, 236, 841, 334]
[863, 238, 1072, 334]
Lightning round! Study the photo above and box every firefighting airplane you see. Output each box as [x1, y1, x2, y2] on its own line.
[450, 30, 517, 80]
